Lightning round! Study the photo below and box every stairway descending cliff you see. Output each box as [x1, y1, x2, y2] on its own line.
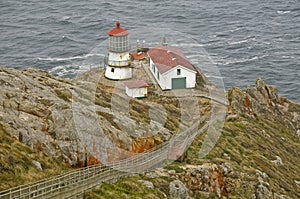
[0, 117, 211, 199]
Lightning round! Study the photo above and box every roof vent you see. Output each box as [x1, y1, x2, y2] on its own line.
[116, 21, 121, 28]
[162, 36, 168, 46]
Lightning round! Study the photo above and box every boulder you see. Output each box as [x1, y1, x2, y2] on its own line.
[137, 180, 154, 189]
[255, 183, 272, 199]
[169, 180, 190, 199]
[271, 156, 283, 166]
[179, 163, 233, 197]
[32, 160, 43, 171]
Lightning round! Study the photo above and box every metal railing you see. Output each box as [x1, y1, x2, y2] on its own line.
[104, 56, 131, 67]
[0, 117, 211, 199]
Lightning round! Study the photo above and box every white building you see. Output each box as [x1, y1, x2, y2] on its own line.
[124, 80, 148, 98]
[105, 22, 132, 80]
[148, 45, 197, 90]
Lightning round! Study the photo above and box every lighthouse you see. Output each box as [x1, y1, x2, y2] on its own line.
[105, 21, 132, 80]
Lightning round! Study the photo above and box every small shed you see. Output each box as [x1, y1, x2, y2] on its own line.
[124, 80, 148, 98]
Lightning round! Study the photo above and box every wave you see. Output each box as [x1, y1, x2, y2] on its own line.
[281, 55, 295, 59]
[229, 27, 243, 33]
[49, 64, 101, 78]
[204, 75, 224, 79]
[277, 10, 291, 14]
[60, 35, 77, 42]
[37, 53, 105, 62]
[228, 37, 256, 45]
[172, 43, 204, 47]
[219, 55, 269, 66]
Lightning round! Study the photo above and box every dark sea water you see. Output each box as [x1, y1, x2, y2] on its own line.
[1, 0, 299, 102]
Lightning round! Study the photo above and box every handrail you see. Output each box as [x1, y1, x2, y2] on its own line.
[0, 116, 211, 199]
[104, 55, 131, 67]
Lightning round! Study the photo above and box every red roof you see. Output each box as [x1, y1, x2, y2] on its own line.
[124, 80, 148, 89]
[148, 45, 196, 74]
[107, 21, 129, 36]
[131, 51, 147, 60]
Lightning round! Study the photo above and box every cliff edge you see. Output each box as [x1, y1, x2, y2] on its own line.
[0, 66, 299, 198]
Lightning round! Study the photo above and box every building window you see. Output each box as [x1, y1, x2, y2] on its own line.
[111, 68, 115, 73]
[157, 72, 160, 80]
[153, 66, 156, 73]
[177, 69, 181, 75]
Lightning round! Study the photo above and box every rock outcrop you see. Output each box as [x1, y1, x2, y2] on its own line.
[0, 66, 204, 167]
[228, 78, 288, 118]
[169, 180, 191, 199]
[2, 66, 300, 198]
[227, 78, 300, 132]
[0, 67, 86, 167]
[179, 163, 233, 198]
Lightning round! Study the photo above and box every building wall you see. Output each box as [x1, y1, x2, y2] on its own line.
[149, 58, 164, 89]
[162, 66, 196, 89]
[126, 87, 148, 98]
[149, 58, 196, 90]
[105, 66, 132, 80]
[108, 51, 130, 67]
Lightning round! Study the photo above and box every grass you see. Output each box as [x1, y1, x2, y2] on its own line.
[54, 88, 72, 102]
[0, 124, 70, 191]
[3, 67, 299, 198]
[84, 176, 167, 199]
[185, 116, 300, 198]
[288, 102, 300, 112]
[129, 99, 151, 125]
[96, 111, 121, 130]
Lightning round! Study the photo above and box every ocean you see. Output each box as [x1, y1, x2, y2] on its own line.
[0, 0, 299, 102]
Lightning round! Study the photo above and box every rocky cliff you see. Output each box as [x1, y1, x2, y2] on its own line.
[0, 67, 87, 167]
[0, 65, 210, 168]
[1, 66, 299, 198]
[86, 79, 300, 198]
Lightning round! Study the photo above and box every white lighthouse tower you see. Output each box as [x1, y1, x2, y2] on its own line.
[105, 21, 132, 80]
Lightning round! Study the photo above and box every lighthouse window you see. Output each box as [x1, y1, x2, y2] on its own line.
[111, 68, 115, 73]
[177, 69, 181, 75]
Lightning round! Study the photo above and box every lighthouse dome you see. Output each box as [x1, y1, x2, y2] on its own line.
[107, 21, 129, 36]
[107, 21, 130, 53]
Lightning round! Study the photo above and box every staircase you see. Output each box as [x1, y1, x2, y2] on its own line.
[0, 117, 210, 199]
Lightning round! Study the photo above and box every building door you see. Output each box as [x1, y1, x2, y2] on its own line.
[172, 77, 186, 89]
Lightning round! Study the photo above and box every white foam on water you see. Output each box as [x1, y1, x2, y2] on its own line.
[38, 53, 105, 62]
[173, 43, 204, 47]
[217, 54, 269, 66]
[277, 10, 291, 14]
[228, 37, 256, 45]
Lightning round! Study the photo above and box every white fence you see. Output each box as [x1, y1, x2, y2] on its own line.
[0, 117, 210, 199]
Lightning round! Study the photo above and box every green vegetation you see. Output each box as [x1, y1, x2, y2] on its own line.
[96, 111, 121, 130]
[1, 67, 299, 198]
[87, 114, 300, 198]
[186, 117, 300, 198]
[288, 102, 300, 112]
[54, 88, 72, 102]
[0, 125, 70, 191]
[84, 175, 168, 199]
[129, 99, 151, 125]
